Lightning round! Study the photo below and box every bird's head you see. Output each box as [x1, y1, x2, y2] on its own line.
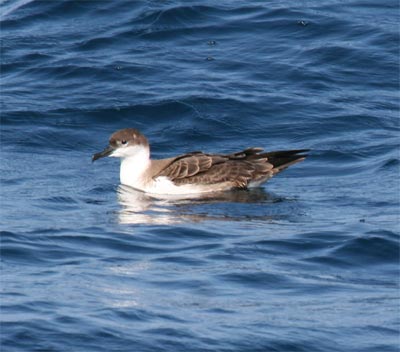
[92, 128, 149, 162]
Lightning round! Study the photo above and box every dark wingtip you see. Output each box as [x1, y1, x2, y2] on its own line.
[293, 149, 311, 155]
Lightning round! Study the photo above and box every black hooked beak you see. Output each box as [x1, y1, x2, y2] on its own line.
[92, 145, 114, 162]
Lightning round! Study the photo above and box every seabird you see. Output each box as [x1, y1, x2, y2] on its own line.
[92, 128, 309, 195]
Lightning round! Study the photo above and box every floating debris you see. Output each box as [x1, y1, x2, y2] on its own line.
[297, 20, 309, 26]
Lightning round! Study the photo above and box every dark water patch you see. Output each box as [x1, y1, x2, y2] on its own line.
[381, 158, 400, 172]
[0, 110, 89, 127]
[344, 0, 399, 12]
[302, 255, 351, 268]
[0, 230, 28, 240]
[148, 278, 212, 293]
[89, 185, 117, 195]
[305, 44, 389, 72]
[0, 328, 47, 352]
[24, 64, 117, 82]
[129, 4, 224, 27]
[0, 243, 95, 265]
[1, 231, 101, 265]
[295, 231, 351, 242]
[364, 325, 400, 337]
[217, 271, 291, 290]
[213, 334, 334, 352]
[42, 0, 105, 18]
[332, 236, 399, 265]
[173, 243, 223, 254]
[368, 31, 400, 53]
[0, 320, 123, 352]
[0, 291, 26, 298]
[153, 255, 207, 266]
[354, 142, 400, 159]
[27, 227, 70, 236]
[83, 198, 112, 206]
[47, 232, 167, 256]
[206, 252, 255, 262]
[362, 345, 400, 352]
[1, 300, 57, 319]
[143, 327, 196, 340]
[122, 4, 275, 33]
[305, 233, 400, 268]
[365, 229, 400, 241]
[146, 226, 225, 241]
[205, 307, 235, 314]
[1, 52, 53, 75]
[2, 124, 101, 153]
[83, 100, 196, 127]
[248, 238, 332, 257]
[40, 196, 78, 204]
[91, 328, 121, 341]
[1, 303, 38, 314]
[110, 308, 155, 323]
[323, 114, 392, 133]
[76, 35, 131, 51]
[1, 110, 47, 125]
[347, 276, 398, 289]
[0, 177, 24, 186]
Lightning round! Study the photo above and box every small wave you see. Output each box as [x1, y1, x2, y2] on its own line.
[306, 232, 399, 268]
[0, 0, 36, 18]
[217, 271, 291, 289]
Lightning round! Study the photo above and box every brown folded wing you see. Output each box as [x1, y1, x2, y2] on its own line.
[153, 148, 308, 189]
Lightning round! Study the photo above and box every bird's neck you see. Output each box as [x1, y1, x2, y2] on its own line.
[119, 146, 151, 189]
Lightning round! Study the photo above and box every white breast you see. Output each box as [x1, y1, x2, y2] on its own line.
[118, 146, 151, 189]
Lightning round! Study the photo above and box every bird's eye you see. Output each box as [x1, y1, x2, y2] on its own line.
[121, 140, 127, 145]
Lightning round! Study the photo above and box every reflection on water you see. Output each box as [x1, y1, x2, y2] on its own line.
[116, 185, 286, 225]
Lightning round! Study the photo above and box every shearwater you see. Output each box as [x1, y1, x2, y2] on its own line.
[92, 128, 309, 195]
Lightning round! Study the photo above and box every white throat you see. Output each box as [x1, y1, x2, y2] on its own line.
[116, 145, 151, 189]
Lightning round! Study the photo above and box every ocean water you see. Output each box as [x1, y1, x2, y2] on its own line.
[1, 0, 399, 351]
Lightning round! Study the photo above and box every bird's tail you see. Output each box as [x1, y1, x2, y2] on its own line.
[263, 149, 310, 174]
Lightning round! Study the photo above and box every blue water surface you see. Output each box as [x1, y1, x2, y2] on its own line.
[1, 1, 399, 351]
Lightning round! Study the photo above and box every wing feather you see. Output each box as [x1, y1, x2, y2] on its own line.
[156, 154, 216, 180]
[153, 147, 308, 188]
